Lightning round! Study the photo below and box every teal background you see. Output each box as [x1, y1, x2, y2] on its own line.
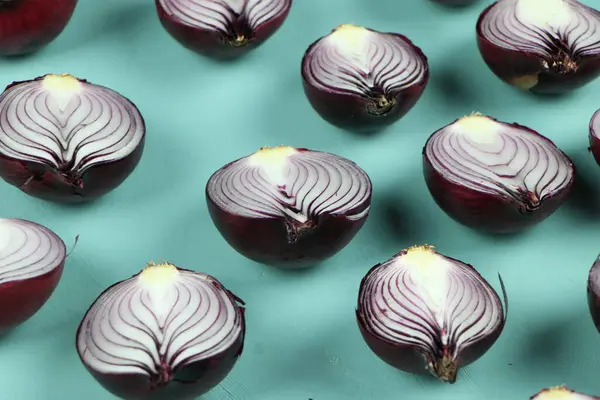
[0, 0, 599, 398]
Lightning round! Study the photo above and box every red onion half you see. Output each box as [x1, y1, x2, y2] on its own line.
[423, 113, 574, 234]
[356, 245, 507, 383]
[532, 386, 600, 400]
[301, 24, 429, 133]
[587, 254, 600, 333]
[0, 0, 78, 56]
[76, 262, 245, 400]
[589, 109, 600, 167]
[476, 0, 600, 94]
[206, 146, 372, 268]
[155, 0, 292, 59]
[0, 218, 65, 333]
[0, 74, 145, 203]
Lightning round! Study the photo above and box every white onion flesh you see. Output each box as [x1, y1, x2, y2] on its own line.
[0, 218, 65, 284]
[480, 0, 600, 60]
[532, 386, 600, 400]
[0, 74, 144, 174]
[591, 109, 600, 139]
[206, 146, 371, 223]
[157, 0, 291, 34]
[77, 264, 244, 376]
[424, 114, 573, 205]
[359, 246, 505, 361]
[303, 24, 427, 97]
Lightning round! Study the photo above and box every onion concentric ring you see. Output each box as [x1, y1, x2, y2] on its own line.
[155, 0, 292, 59]
[206, 146, 372, 267]
[356, 245, 507, 383]
[423, 113, 574, 233]
[589, 108, 600, 167]
[0, 74, 145, 203]
[76, 262, 245, 400]
[0, 218, 66, 333]
[301, 24, 429, 132]
[476, 0, 600, 93]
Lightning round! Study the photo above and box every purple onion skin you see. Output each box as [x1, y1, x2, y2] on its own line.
[0, 264, 64, 334]
[589, 110, 600, 167]
[355, 259, 505, 378]
[423, 122, 575, 234]
[81, 335, 244, 400]
[0, 141, 144, 203]
[0, 0, 78, 56]
[155, 0, 291, 60]
[588, 258, 600, 333]
[207, 196, 369, 268]
[476, 4, 600, 95]
[301, 34, 429, 133]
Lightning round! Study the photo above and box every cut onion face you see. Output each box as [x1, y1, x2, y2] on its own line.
[477, 0, 600, 94]
[356, 245, 507, 383]
[0, 0, 78, 56]
[301, 24, 429, 133]
[423, 113, 574, 234]
[589, 109, 600, 167]
[0, 74, 145, 203]
[0, 218, 66, 333]
[76, 262, 245, 400]
[532, 386, 600, 400]
[587, 254, 600, 333]
[206, 146, 372, 268]
[155, 0, 292, 59]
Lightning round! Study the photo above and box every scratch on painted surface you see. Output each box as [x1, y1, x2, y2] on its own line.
[461, 366, 488, 399]
[209, 376, 251, 400]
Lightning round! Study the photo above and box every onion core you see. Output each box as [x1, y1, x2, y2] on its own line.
[423, 113, 574, 233]
[155, 0, 292, 59]
[301, 24, 429, 132]
[0, 218, 66, 333]
[76, 262, 245, 400]
[0, 74, 146, 203]
[356, 245, 507, 383]
[532, 386, 600, 400]
[0, 0, 78, 56]
[206, 145, 372, 267]
[476, 0, 600, 94]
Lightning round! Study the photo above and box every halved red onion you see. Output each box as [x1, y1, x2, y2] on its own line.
[206, 146, 372, 268]
[0, 0, 78, 56]
[76, 262, 245, 400]
[356, 245, 507, 383]
[532, 386, 600, 400]
[587, 254, 600, 333]
[155, 0, 292, 59]
[301, 24, 429, 132]
[477, 0, 600, 94]
[589, 109, 600, 166]
[0, 74, 145, 203]
[423, 113, 574, 234]
[0, 218, 66, 333]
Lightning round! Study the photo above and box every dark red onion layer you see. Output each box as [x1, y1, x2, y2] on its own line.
[0, 0, 78, 56]
[155, 0, 292, 59]
[76, 262, 245, 400]
[531, 386, 600, 399]
[302, 24, 429, 133]
[0, 218, 66, 333]
[356, 245, 507, 383]
[587, 254, 600, 333]
[477, 0, 600, 94]
[0, 74, 145, 203]
[589, 109, 600, 167]
[206, 146, 372, 268]
[423, 113, 574, 233]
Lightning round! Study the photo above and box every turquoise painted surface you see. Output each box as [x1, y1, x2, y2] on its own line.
[0, 0, 598, 399]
